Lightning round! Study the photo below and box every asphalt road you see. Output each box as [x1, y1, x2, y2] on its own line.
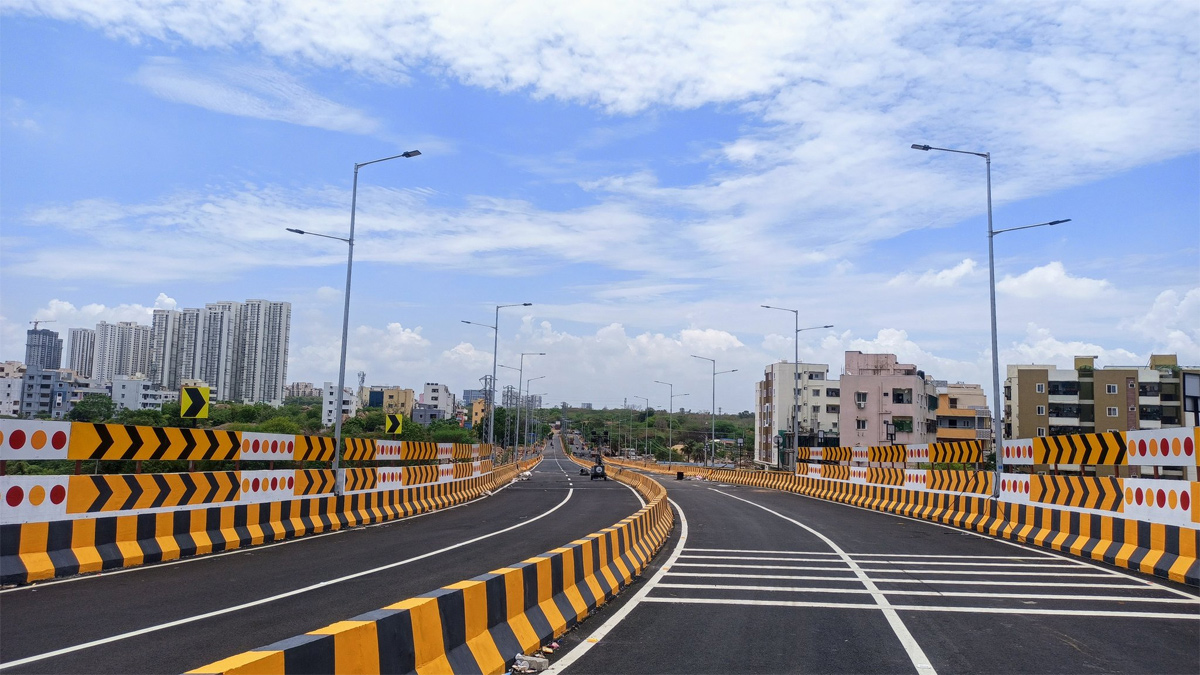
[549, 471, 1200, 675]
[0, 439, 639, 674]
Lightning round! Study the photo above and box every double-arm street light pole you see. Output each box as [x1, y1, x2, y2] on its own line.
[912, 143, 1070, 496]
[497, 364, 520, 456]
[653, 380, 689, 463]
[525, 375, 546, 448]
[461, 301, 532, 447]
[691, 355, 737, 467]
[515, 352, 545, 458]
[761, 304, 833, 469]
[287, 149, 420, 494]
[633, 395, 650, 458]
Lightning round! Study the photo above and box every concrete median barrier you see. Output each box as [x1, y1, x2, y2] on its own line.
[189, 451, 673, 675]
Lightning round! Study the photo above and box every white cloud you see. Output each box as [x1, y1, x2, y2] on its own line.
[1002, 324, 1141, 369]
[888, 258, 978, 288]
[1120, 288, 1200, 362]
[132, 57, 380, 133]
[996, 262, 1111, 299]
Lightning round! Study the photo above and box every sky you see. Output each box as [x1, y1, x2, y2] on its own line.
[1, 0, 1197, 414]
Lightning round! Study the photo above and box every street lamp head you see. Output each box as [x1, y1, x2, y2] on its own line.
[1048, 219, 1071, 226]
[401, 150, 421, 158]
[911, 144, 931, 151]
[522, 302, 533, 306]
[286, 228, 305, 235]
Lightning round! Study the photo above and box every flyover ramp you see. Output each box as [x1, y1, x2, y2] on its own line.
[0, 441, 638, 674]
[551, 474, 1199, 675]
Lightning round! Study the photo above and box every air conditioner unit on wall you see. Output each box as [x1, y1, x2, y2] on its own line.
[855, 401, 865, 408]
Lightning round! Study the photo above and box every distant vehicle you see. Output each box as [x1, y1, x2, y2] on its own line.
[590, 464, 608, 481]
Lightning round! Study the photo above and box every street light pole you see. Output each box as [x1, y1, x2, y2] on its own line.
[654, 381, 688, 463]
[691, 355, 737, 467]
[287, 149, 419, 495]
[515, 352, 544, 460]
[462, 301, 531, 448]
[761, 306, 833, 470]
[912, 142, 1070, 497]
[633, 395, 649, 458]
[525, 375, 546, 448]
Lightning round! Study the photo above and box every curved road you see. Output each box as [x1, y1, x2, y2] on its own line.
[0, 438, 638, 674]
[550, 468, 1200, 674]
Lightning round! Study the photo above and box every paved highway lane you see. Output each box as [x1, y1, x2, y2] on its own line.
[0, 440, 639, 674]
[552, 475, 1200, 675]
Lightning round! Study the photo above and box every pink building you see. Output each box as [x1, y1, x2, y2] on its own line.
[839, 352, 939, 447]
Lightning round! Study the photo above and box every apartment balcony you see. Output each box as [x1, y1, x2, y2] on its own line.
[1138, 396, 1161, 405]
[1047, 394, 1077, 404]
[1048, 415, 1081, 426]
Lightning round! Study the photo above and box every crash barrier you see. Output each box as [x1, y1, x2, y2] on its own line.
[190, 448, 671, 674]
[0, 456, 541, 586]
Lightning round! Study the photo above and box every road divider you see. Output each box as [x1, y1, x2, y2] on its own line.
[189, 449, 673, 675]
[1, 458, 540, 586]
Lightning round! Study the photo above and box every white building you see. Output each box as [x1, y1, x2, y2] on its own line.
[92, 321, 152, 385]
[199, 302, 242, 402]
[754, 361, 841, 468]
[150, 309, 181, 391]
[111, 375, 179, 412]
[423, 383, 456, 417]
[68, 328, 96, 379]
[840, 352, 940, 447]
[237, 300, 291, 405]
[322, 381, 359, 427]
[1, 374, 22, 416]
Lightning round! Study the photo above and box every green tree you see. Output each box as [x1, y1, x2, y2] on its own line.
[257, 416, 301, 435]
[115, 407, 164, 426]
[67, 394, 115, 422]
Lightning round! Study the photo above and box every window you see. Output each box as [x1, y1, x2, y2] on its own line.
[812, 389, 821, 397]
[1128, 381, 1136, 388]
[856, 419, 867, 430]
[948, 397, 958, 409]
[1106, 384, 1118, 394]
[1037, 427, 1046, 437]
[1107, 406, 1118, 417]
[892, 388, 913, 404]
[1036, 405, 1046, 416]
[854, 392, 867, 405]
[826, 388, 839, 397]
[1035, 383, 1045, 393]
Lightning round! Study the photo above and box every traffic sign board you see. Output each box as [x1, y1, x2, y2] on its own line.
[181, 386, 210, 419]
[385, 414, 402, 434]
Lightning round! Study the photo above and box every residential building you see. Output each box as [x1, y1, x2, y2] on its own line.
[25, 328, 63, 370]
[580, 402, 593, 410]
[199, 302, 242, 401]
[68, 328, 96, 379]
[363, 386, 415, 417]
[936, 383, 992, 451]
[0, 362, 26, 378]
[285, 382, 319, 399]
[462, 389, 487, 407]
[237, 300, 291, 405]
[92, 321, 152, 385]
[839, 352, 939, 447]
[412, 403, 447, 426]
[754, 361, 841, 468]
[149, 310, 182, 391]
[321, 381, 359, 428]
[111, 375, 178, 412]
[2, 374, 22, 416]
[422, 383, 456, 417]
[1004, 354, 1197, 438]
[523, 394, 543, 411]
[20, 368, 103, 420]
[468, 398, 487, 429]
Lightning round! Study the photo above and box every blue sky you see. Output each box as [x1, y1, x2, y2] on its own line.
[1, 1, 1197, 413]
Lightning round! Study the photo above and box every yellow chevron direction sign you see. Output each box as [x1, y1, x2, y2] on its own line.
[385, 414, 402, 434]
[181, 386, 210, 419]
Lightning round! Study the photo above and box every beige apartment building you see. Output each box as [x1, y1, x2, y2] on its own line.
[361, 386, 416, 417]
[754, 361, 840, 468]
[1004, 354, 1195, 439]
[936, 382, 992, 452]
[839, 352, 940, 447]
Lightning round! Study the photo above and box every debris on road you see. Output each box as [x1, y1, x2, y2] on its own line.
[517, 471, 533, 481]
[512, 653, 549, 672]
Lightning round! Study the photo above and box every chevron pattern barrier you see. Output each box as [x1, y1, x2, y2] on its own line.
[65, 472, 240, 513]
[1031, 475, 1123, 512]
[928, 440, 984, 463]
[927, 470, 992, 495]
[0, 459, 541, 585]
[67, 424, 241, 461]
[1035, 432, 1127, 466]
[341, 438, 376, 462]
[191, 451, 668, 675]
[293, 436, 336, 462]
[868, 446, 905, 463]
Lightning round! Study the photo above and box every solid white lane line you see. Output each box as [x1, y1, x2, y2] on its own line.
[545, 498, 688, 674]
[678, 555, 1079, 568]
[640, 596, 1200, 620]
[710, 489, 936, 674]
[652, 583, 1199, 604]
[0, 487, 576, 671]
[1, 466, 531, 594]
[766, 484, 1199, 600]
[663, 572, 1152, 589]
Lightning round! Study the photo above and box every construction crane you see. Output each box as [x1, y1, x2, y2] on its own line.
[29, 320, 56, 330]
